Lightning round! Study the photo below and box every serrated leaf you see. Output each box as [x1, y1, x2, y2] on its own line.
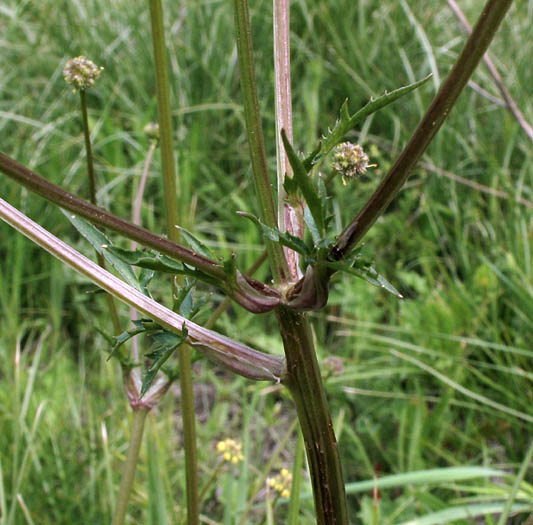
[302, 141, 323, 172]
[108, 318, 157, 361]
[324, 260, 403, 298]
[281, 130, 325, 236]
[282, 175, 298, 197]
[108, 246, 219, 286]
[173, 280, 195, 318]
[238, 211, 310, 256]
[305, 76, 432, 168]
[141, 325, 187, 396]
[63, 211, 143, 293]
[176, 225, 216, 259]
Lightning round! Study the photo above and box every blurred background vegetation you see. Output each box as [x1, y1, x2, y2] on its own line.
[0, 0, 531, 523]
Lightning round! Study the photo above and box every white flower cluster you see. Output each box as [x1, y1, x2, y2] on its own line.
[63, 56, 103, 91]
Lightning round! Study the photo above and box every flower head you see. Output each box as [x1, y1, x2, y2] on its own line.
[267, 468, 292, 499]
[143, 122, 160, 140]
[216, 438, 244, 465]
[332, 142, 373, 184]
[63, 56, 103, 91]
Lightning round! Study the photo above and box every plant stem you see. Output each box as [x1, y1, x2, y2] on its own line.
[273, 0, 303, 281]
[277, 307, 348, 525]
[0, 197, 286, 381]
[148, 1, 199, 522]
[0, 151, 225, 279]
[333, 0, 515, 259]
[233, 0, 288, 284]
[79, 89, 97, 204]
[79, 88, 122, 335]
[0, 153, 285, 312]
[287, 427, 304, 525]
[234, 1, 348, 521]
[112, 408, 149, 525]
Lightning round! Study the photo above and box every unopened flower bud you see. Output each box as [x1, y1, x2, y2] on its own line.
[63, 56, 103, 91]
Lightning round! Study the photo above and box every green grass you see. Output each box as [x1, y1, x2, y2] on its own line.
[1, 0, 532, 523]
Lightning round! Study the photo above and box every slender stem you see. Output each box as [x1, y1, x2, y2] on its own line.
[148, 0, 179, 236]
[447, 0, 533, 143]
[79, 88, 122, 335]
[233, 0, 288, 284]
[273, 0, 303, 281]
[112, 408, 149, 525]
[148, 1, 198, 522]
[198, 461, 224, 504]
[287, 428, 304, 525]
[0, 151, 226, 279]
[276, 307, 348, 525]
[0, 197, 286, 382]
[130, 139, 157, 360]
[79, 89, 97, 204]
[333, 0, 515, 259]
[497, 439, 533, 525]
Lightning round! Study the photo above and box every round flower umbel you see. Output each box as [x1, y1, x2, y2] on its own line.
[216, 438, 244, 465]
[332, 142, 374, 185]
[267, 468, 293, 499]
[63, 56, 103, 91]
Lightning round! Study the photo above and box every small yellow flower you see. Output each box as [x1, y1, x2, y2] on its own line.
[63, 56, 103, 91]
[216, 438, 244, 464]
[267, 468, 292, 498]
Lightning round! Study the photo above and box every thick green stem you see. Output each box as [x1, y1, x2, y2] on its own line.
[148, 1, 198, 522]
[333, 0, 514, 259]
[112, 408, 149, 525]
[233, 0, 288, 284]
[277, 307, 348, 525]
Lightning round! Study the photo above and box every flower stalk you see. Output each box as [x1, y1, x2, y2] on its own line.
[232, 0, 289, 284]
[112, 408, 149, 525]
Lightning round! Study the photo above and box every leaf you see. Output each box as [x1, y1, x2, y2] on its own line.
[108, 246, 219, 286]
[108, 319, 157, 361]
[63, 211, 143, 292]
[176, 225, 216, 259]
[397, 502, 533, 525]
[324, 260, 403, 298]
[141, 325, 188, 396]
[305, 76, 432, 168]
[281, 130, 325, 236]
[303, 206, 321, 246]
[343, 466, 507, 495]
[237, 211, 310, 256]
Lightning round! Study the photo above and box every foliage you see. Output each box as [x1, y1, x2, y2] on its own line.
[0, 0, 531, 523]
